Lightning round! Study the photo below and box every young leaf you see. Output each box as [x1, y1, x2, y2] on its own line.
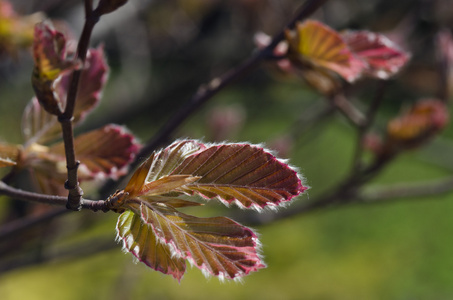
[113, 139, 306, 280]
[31, 22, 78, 115]
[125, 140, 306, 210]
[50, 124, 140, 179]
[22, 97, 60, 145]
[285, 20, 365, 83]
[386, 99, 448, 148]
[23, 47, 109, 145]
[117, 210, 187, 281]
[55, 46, 109, 125]
[119, 202, 265, 280]
[342, 30, 410, 79]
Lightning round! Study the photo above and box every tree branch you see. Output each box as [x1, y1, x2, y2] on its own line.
[132, 0, 330, 167]
[59, 4, 100, 211]
[0, 181, 109, 212]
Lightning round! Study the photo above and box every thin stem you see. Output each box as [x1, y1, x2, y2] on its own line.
[135, 0, 330, 164]
[0, 181, 108, 211]
[352, 80, 387, 170]
[330, 93, 366, 127]
[59, 6, 100, 211]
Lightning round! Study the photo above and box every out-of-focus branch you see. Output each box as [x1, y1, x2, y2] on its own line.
[134, 0, 330, 164]
[358, 176, 453, 202]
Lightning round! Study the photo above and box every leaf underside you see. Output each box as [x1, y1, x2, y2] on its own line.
[117, 210, 186, 281]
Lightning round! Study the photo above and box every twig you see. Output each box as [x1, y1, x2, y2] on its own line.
[330, 93, 366, 127]
[352, 80, 387, 170]
[358, 176, 453, 202]
[58, 3, 101, 211]
[133, 0, 330, 166]
[0, 181, 109, 212]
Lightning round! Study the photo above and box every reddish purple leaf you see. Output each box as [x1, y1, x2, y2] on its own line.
[50, 124, 140, 179]
[55, 46, 109, 125]
[342, 30, 410, 79]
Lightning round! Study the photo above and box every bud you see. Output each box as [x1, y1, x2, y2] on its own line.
[386, 99, 449, 150]
[96, 0, 129, 15]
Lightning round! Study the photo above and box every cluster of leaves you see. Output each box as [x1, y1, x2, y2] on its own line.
[0, 4, 307, 281]
[111, 140, 306, 280]
[257, 20, 409, 95]
[0, 22, 140, 196]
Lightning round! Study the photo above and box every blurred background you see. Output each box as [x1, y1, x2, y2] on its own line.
[1, 0, 453, 299]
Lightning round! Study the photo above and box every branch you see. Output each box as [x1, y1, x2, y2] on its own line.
[0, 181, 110, 212]
[58, 4, 101, 211]
[132, 0, 330, 167]
[330, 93, 366, 127]
[358, 176, 453, 202]
[352, 80, 387, 170]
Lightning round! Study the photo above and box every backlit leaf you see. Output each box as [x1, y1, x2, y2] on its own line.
[21, 97, 60, 145]
[31, 22, 78, 115]
[285, 20, 364, 83]
[138, 202, 265, 280]
[386, 99, 448, 148]
[173, 142, 307, 210]
[117, 210, 186, 281]
[126, 140, 306, 210]
[50, 124, 140, 179]
[342, 30, 410, 79]
[55, 46, 109, 125]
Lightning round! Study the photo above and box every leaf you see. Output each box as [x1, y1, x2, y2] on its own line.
[22, 97, 60, 145]
[23, 47, 109, 145]
[342, 30, 410, 79]
[386, 99, 448, 148]
[137, 202, 265, 280]
[50, 124, 140, 179]
[0, 157, 16, 167]
[173, 142, 307, 210]
[125, 140, 306, 210]
[124, 140, 204, 197]
[285, 20, 365, 83]
[117, 210, 187, 281]
[55, 46, 109, 125]
[31, 22, 78, 115]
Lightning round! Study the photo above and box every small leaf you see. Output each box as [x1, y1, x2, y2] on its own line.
[23, 48, 109, 145]
[55, 46, 109, 125]
[285, 20, 365, 83]
[117, 210, 186, 281]
[31, 22, 78, 115]
[139, 202, 265, 280]
[342, 30, 410, 79]
[22, 97, 60, 145]
[50, 124, 140, 179]
[386, 99, 448, 148]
